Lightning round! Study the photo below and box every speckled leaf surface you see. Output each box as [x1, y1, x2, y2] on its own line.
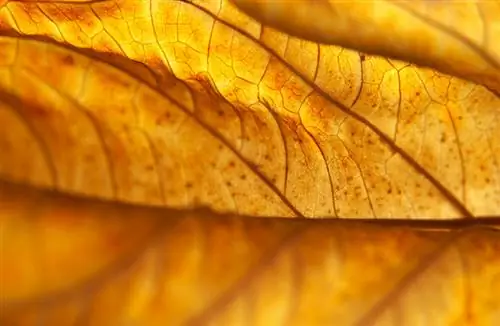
[1, 0, 500, 324]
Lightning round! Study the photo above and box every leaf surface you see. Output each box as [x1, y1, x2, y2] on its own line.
[2, 179, 500, 325]
[1, 0, 500, 325]
[231, 0, 500, 93]
[1, 0, 500, 217]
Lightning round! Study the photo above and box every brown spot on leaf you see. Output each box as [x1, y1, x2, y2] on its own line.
[62, 55, 74, 66]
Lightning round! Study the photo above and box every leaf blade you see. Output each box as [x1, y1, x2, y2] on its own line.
[2, 179, 500, 325]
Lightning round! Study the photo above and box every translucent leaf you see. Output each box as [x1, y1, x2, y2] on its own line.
[2, 179, 500, 325]
[1, 0, 500, 324]
[231, 0, 500, 93]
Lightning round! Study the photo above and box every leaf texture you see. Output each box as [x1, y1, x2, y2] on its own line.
[231, 0, 500, 93]
[1, 0, 500, 325]
[2, 179, 500, 325]
[0, 0, 499, 217]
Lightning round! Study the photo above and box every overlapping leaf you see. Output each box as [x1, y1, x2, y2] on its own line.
[232, 0, 500, 93]
[2, 179, 500, 325]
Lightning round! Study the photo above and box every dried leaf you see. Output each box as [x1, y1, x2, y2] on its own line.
[231, 0, 500, 93]
[1, 0, 500, 325]
[1, 0, 500, 217]
[2, 179, 500, 325]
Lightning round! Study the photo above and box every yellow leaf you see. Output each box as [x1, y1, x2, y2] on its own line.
[2, 179, 500, 325]
[0, 35, 298, 216]
[2, 0, 500, 325]
[1, 0, 500, 217]
[230, 0, 500, 93]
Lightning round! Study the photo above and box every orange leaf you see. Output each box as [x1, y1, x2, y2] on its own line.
[1, 1, 500, 325]
[2, 179, 500, 325]
[2, 0, 499, 217]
